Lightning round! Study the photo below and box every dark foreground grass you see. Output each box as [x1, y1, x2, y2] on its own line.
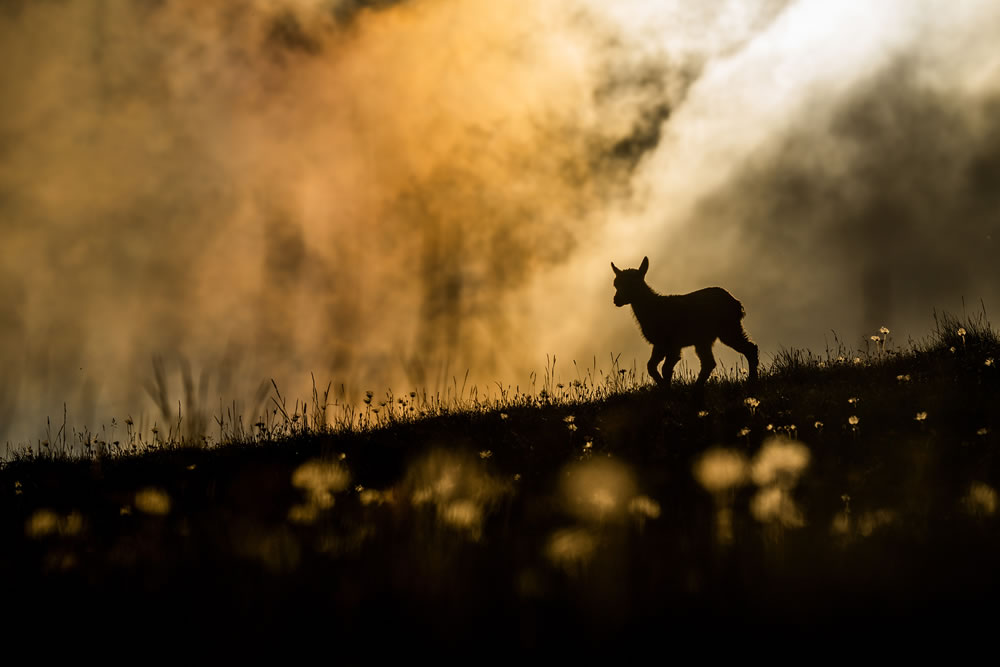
[3, 314, 1000, 653]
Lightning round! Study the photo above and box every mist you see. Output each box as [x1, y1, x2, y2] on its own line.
[1, 0, 997, 444]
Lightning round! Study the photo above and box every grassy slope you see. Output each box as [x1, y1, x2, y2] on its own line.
[2, 314, 1000, 650]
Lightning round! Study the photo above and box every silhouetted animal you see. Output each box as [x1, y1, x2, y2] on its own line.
[611, 256, 758, 390]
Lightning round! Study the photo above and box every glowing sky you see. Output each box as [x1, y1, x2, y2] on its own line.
[1, 0, 998, 443]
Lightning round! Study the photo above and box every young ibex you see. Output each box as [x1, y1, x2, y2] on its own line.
[612, 256, 758, 390]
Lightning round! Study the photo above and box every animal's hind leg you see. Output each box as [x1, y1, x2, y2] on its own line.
[720, 327, 759, 383]
[694, 341, 717, 389]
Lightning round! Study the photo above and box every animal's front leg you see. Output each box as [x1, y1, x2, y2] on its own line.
[647, 346, 669, 387]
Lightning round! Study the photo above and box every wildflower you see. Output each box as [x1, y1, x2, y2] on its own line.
[583, 438, 593, 450]
[915, 411, 928, 421]
[479, 450, 492, 459]
[500, 413, 509, 420]
[848, 415, 859, 426]
[766, 424, 774, 431]
[950, 346, 957, 353]
[870, 335, 880, 343]
[977, 427, 989, 436]
[897, 374, 911, 382]
[814, 420, 823, 429]
[697, 410, 709, 418]
[986, 358, 994, 367]
[958, 327, 967, 337]
[880, 326, 890, 335]
[853, 357, 862, 365]
[737, 427, 750, 438]
[848, 397, 859, 405]
[563, 415, 575, 424]
[818, 361, 826, 368]
[567, 423, 578, 432]
[744, 397, 760, 410]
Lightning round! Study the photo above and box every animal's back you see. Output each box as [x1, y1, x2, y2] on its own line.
[661, 287, 745, 344]
[675, 287, 745, 321]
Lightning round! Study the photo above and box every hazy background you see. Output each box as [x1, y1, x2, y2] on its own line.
[1, 0, 998, 444]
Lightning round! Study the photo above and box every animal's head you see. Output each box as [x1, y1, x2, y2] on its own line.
[610, 256, 649, 307]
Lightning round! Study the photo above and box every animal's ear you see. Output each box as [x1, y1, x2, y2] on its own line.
[639, 256, 649, 277]
[611, 261, 622, 276]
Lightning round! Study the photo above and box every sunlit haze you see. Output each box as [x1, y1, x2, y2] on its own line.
[2, 0, 998, 443]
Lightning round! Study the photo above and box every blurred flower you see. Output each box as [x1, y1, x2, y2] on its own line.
[693, 448, 749, 494]
[628, 495, 661, 519]
[880, 326, 890, 335]
[750, 437, 810, 488]
[135, 487, 171, 516]
[915, 411, 928, 422]
[848, 415, 859, 426]
[896, 374, 911, 382]
[964, 482, 997, 517]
